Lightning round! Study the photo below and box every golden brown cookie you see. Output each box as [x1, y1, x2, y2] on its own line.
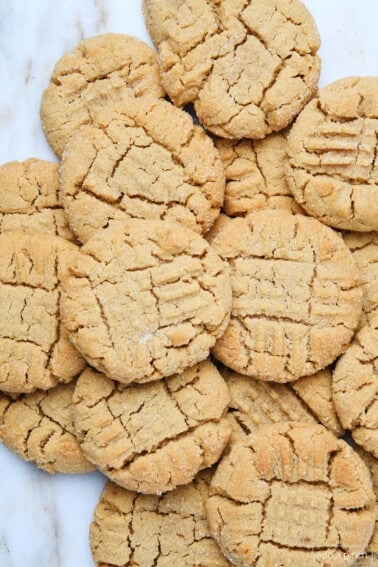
[206, 422, 376, 567]
[286, 77, 378, 231]
[355, 447, 378, 556]
[41, 33, 165, 158]
[0, 231, 85, 393]
[344, 231, 378, 328]
[143, 0, 321, 139]
[60, 95, 225, 243]
[0, 159, 75, 241]
[90, 471, 231, 566]
[210, 210, 362, 382]
[333, 324, 378, 458]
[292, 367, 344, 437]
[62, 220, 231, 384]
[0, 380, 94, 474]
[223, 366, 344, 444]
[215, 134, 304, 217]
[73, 362, 231, 494]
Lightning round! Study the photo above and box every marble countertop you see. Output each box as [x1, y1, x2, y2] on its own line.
[0, 1, 377, 566]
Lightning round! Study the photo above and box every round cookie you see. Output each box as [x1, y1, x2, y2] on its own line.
[60, 95, 225, 243]
[223, 366, 344, 444]
[344, 231, 378, 328]
[143, 0, 321, 139]
[206, 422, 376, 567]
[61, 220, 231, 384]
[41, 33, 165, 158]
[215, 133, 304, 217]
[0, 231, 85, 393]
[90, 471, 231, 567]
[0, 159, 75, 241]
[210, 210, 362, 382]
[0, 380, 94, 474]
[286, 77, 378, 231]
[333, 324, 378, 458]
[73, 362, 231, 494]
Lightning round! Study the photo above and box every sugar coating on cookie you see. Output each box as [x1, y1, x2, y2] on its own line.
[344, 231, 378, 328]
[60, 95, 225, 243]
[62, 220, 231, 383]
[0, 231, 85, 393]
[206, 422, 376, 567]
[90, 472, 231, 566]
[223, 366, 344, 444]
[0, 380, 94, 474]
[333, 325, 378, 458]
[215, 134, 304, 217]
[355, 447, 378, 555]
[0, 159, 75, 241]
[143, 0, 321, 139]
[41, 33, 165, 157]
[211, 210, 362, 382]
[73, 362, 231, 494]
[286, 77, 378, 231]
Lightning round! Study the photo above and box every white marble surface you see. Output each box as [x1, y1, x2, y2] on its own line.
[0, 1, 377, 566]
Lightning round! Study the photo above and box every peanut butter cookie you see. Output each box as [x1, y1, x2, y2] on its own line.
[355, 447, 378, 557]
[62, 220, 231, 384]
[215, 133, 304, 217]
[286, 77, 378, 231]
[292, 367, 344, 437]
[223, 366, 344, 444]
[210, 210, 362, 382]
[41, 33, 165, 158]
[74, 362, 231, 494]
[344, 231, 378, 328]
[60, 95, 225, 243]
[143, 0, 321, 139]
[333, 324, 378, 458]
[0, 159, 75, 241]
[0, 380, 94, 474]
[206, 422, 376, 567]
[90, 471, 231, 566]
[0, 231, 85, 393]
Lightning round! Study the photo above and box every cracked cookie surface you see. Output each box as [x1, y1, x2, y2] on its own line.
[90, 470, 231, 566]
[60, 95, 225, 243]
[286, 77, 378, 231]
[355, 447, 378, 555]
[41, 33, 165, 158]
[344, 231, 378, 329]
[206, 422, 376, 567]
[73, 362, 231, 494]
[333, 324, 378, 458]
[215, 133, 304, 216]
[0, 380, 94, 474]
[210, 210, 362, 382]
[143, 0, 320, 139]
[0, 159, 75, 241]
[222, 366, 344, 445]
[0, 231, 85, 393]
[62, 220, 231, 383]
[291, 367, 344, 436]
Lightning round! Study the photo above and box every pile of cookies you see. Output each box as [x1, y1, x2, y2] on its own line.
[0, 0, 377, 565]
